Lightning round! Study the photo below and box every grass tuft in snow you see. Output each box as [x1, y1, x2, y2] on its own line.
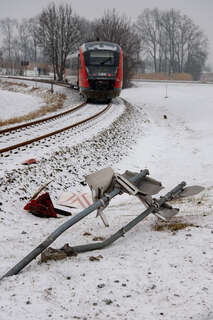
[153, 220, 199, 232]
[0, 80, 66, 126]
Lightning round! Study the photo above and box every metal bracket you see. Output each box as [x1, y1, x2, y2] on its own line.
[115, 174, 140, 195]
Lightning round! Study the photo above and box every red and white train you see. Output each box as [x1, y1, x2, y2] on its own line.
[70, 41, 123, 102]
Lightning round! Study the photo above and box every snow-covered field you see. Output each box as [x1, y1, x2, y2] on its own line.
[0, 80, 213, 320]
[0, 89, 44, 121]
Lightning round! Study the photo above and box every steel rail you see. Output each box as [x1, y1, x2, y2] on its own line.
[0, 75, 71, 87]
[0, 76, 80, 135]
[0, 103, 111, 154]
[0, 102, 86, 135]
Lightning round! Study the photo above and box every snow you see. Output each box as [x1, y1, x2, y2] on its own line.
[0, 80, 213, 320]
[82, 41, 119, 52]
[120, 82, 213, 188]
[0, 89, 44, 121]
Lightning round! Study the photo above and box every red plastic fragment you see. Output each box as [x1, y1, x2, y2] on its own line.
[22, 158, 37, 165]
[24, 192, 58, 218]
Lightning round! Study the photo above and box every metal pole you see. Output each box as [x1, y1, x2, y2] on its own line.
[70, 181, 186, 254]
[1, 170, 149, 279]
[165, 83, 168, 98]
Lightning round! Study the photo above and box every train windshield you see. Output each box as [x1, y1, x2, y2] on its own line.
[86, 51, 117, 66]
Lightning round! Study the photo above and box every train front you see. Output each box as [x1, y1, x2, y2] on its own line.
[79, 41, 123, 102]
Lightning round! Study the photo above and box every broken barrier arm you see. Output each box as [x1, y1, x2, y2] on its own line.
[67, 181, 187, 254]
[0, 169, 149, 280]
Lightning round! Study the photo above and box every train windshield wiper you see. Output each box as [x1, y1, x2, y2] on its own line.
[100, 57, 112, 65]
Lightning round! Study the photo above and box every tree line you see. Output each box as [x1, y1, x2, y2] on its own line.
[136, 8, 208, 80]
[0, 3, 209, 85]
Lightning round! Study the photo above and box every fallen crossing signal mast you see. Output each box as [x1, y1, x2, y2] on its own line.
[0, 168, 204, 280]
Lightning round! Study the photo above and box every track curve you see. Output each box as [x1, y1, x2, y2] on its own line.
[0, 102, 86, 135]
[0, 103, 111, 155]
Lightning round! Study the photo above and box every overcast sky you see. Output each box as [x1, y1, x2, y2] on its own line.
[0, 0, 213, 67]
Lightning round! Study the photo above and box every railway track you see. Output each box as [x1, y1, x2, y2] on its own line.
[0, 101, 86, 135]
[0, 76, 113, 160]
[0, 75, 71, 88]
[0, 102, 111, 156]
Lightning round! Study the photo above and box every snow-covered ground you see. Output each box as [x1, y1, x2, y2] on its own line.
[0, 89, 44, 121]
[0, 78, 83, 126]
[0, 80, 213, 320]
[120, 82, 213, 188]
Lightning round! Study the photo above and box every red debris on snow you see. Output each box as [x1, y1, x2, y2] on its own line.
[22, 158, 37, 165]
[24, 192, 58, 218]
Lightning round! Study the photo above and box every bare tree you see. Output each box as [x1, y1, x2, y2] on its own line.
[27, 17, 40, 65]
[184, 26, 208, 79]
[136, 8, 162, 72]
[92, 9, 140, 88]
[37, 2, 80, 80]
[0, 17, 17, 73]
[17, 19, 34, 67]
[76, 17, 95, 43]
[160, 9, 181, 74]
[0, 17, 42, 75]
[136, 8, 208, 79]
